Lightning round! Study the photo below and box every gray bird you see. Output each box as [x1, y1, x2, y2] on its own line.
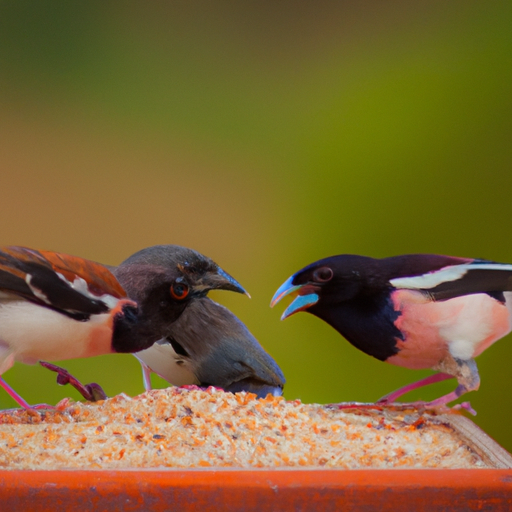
[133, 296, 285, 398]
[43, 244, 285, 400]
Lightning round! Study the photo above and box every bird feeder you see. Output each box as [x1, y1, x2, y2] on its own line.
[1, 387, 511, 511]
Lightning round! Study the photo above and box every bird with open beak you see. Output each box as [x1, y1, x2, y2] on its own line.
[271, 253, 512, 414]
[0, 244, 246, 409]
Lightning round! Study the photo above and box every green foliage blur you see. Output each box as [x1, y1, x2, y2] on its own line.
[1, 2, 512, 451]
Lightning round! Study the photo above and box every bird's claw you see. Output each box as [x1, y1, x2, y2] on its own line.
[179, 384, 205, 392]
[329, 399, 477, 416]
[327, 402, 385, 411]
[39, 361, 107, 402]
[451, 401, 477, 416]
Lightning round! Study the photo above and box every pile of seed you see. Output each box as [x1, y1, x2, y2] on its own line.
[0, 387, 486, 470]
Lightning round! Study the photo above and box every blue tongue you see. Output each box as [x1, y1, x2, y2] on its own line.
[282, 293, 319, 320]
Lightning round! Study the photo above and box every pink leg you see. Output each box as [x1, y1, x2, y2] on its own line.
[377, 373, 454, 403]
[380, 378, 477, 416]
[40, 361, 107, 402]
[0, 376, 55, 410]
[423, 385, 476, 415]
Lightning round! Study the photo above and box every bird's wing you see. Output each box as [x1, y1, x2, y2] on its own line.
[389, 261, 512, 301]
[0, 246, 126, 316]
[170, 298, 285, 390]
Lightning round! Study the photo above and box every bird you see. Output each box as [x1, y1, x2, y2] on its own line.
[0, 244, 246, 409]
[41, 244, 284, 400]
[43, 296, 286, 400]
[270, 253, 512, 413]
[112, 245, 284, 396]
[132, 296, 285, 398]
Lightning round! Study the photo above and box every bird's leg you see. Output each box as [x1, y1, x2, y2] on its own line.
[139, 361, 153, 391]
[0, 375, 56, 410]
[421, 358, 480, 415]
[422, 384, 476, 415]
[39, 361, 107, 402]
[377, 359, 480, 415]
[381, 358, 479, 415]
[377, 373, 454, 403]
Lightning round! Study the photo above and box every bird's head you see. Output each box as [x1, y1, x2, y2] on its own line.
[270, 254, 377, 319]
[113, 245, 248, 337]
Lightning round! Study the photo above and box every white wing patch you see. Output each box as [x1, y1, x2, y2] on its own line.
[55, 272, 119, 310]
[390, 263, 512, 290]
[25, 275, 51, 304]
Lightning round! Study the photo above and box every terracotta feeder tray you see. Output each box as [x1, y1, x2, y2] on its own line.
[1, 387, 511, 511]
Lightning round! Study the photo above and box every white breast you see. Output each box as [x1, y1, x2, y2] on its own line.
[0, 299, 115, 373]
[134, 342, 199, 387]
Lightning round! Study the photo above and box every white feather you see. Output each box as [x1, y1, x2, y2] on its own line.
[25, 275, 50, 304]
[390, 263, 512, 290]
[55, 272, 119, 310]
[134, 342, 198, 387]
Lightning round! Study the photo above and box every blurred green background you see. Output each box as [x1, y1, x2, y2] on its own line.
[1, 1, 512, 451]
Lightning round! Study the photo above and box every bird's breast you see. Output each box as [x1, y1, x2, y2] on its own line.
[0, 300, 116, 369]
[134, 343, 199, 387]
[387, 290, 512, 369]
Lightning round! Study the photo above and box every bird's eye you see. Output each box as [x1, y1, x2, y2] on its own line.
[313, 267, 333, 282]
[170, 282, 189, 300]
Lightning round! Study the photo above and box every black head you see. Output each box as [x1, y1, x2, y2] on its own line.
[271, 254, 380, 318]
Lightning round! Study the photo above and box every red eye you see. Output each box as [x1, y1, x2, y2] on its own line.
[170, 282, 189, 300]
[313, 267, 333, 282]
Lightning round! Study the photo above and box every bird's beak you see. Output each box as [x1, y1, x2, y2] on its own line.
[200, 268, 250, 297]
[270, 275, 319, 320]
[223, 380, 283, 398]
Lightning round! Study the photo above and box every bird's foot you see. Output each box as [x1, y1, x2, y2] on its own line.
[452, 401, 477, 415]
[28, 403, 58, 410]
[177, 385, 230, 396]
[39, 361, 107, 402]
[376, 376, 476, 415]
[177, 385, 226, 396]
[418, 386, 476, 416]
[328, 399, 476, 416]
[179, 384, 206, 391]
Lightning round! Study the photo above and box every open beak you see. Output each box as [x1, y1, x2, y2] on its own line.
[270, 275, 319, 320]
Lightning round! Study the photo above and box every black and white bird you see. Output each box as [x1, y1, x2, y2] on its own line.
[271, 253, 512, 412]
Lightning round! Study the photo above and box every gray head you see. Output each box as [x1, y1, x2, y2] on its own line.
[113, 245, 248, 343]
